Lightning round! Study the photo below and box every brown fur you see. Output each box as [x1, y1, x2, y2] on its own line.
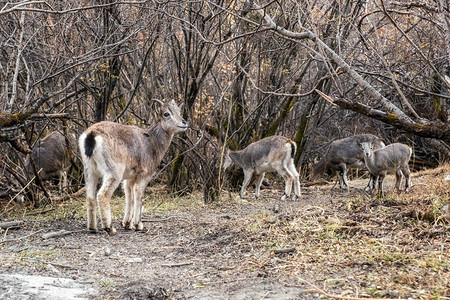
[24, 131, 77, 191]
[79, 100, 187, 234]
[310, 134, 385, 189]
[223, 136, 301, 200]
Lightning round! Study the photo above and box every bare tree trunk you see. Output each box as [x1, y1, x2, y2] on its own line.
[436, 0, 450, 121]
[94, 2, 123, 122]
[6, 12, 25, 113]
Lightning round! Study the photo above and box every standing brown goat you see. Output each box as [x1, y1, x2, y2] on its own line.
[310, 134, 385, 189]
[223, 136, 301, 201]
[24, 131, 77, 192]
[79, 100, 188, 234]
[360, 141, 412, 195]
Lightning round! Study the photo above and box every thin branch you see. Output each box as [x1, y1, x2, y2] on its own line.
[30, 113, 70, 119]
[240, 0, 411, 121]
[114, 35, 159, 121]
[357, 69, 450, 100]
[369, 16, 420, 118]
[161, 262, 193, 267]
[380, 0, 450, 89]
[0, 1, 148, 16]
[151, 129, 204, 180]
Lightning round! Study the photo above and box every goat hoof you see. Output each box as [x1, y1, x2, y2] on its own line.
[134, 222, 144, 231]
[122, 221, 132, 230]
[236, 195, 247, 203]
[104, 227, 117, 235]
[88, 227, 98, 234]
[291, 195, 300, 201]
[280, 194, 288, 201]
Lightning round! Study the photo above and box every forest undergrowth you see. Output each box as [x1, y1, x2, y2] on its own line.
[0, 166, 449, 299]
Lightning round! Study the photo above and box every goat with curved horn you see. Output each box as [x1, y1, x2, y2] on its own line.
[79, 100, 188, 234]
[310, 134, 385, 190]
[360, 141, 412, 196]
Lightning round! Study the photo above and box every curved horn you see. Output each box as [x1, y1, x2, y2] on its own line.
[151, 98, 164, 106]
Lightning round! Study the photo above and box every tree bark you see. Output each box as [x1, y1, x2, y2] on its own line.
[6, 12, 25, 113]
[332, 97, 450, 143]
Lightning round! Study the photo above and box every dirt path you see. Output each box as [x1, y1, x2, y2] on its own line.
[1, 195, 319, 299]
[1, 170, 449, 299]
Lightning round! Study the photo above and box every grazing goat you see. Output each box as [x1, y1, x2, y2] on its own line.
[79, 100, 188, 234]
[24, 131, 77, 192]
[360, 141, 412, 195]
[310, 134, 385, 189]
[223, 135, 301, 201]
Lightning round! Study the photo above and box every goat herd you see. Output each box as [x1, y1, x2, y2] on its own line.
[25, 100, 413, 235]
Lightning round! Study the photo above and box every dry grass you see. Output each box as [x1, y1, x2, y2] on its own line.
[0, 165, 449, 299]
[238, 165, 450, 299]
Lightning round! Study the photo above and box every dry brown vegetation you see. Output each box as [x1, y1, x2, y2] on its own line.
[1, 165, 448, 299]
[1, 0, 450, 205]
[1, 1, 449, 298]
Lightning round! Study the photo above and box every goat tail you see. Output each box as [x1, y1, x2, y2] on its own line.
[83, 132, 96, 158]
[289, 140, 297, 159]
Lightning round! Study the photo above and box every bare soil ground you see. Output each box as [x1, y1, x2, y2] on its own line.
[1, 166, 449, 300]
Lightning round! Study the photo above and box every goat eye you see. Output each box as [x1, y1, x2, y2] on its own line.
[163, 112, 170, 118]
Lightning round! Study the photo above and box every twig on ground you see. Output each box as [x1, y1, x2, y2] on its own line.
[23, 257, 79, 270]
[272, 248, 296, 255]
[25, 208, 55, 216]
[0, 221, 23, 229]
[260, 291, 270, 300]
[0, 229, 44, 244]
[142, 216, 190, 222]
[303, 206, 325, 216]
[46, 261, 78, 270]
[42, 229, 84, 239]
[161, 261, 193, 267]
[142, 216, 177, 222]
[297, 277, 409, 300]
[302, 180, 329, 187]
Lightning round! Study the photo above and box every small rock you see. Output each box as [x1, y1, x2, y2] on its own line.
[47, 263, 60, 274]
